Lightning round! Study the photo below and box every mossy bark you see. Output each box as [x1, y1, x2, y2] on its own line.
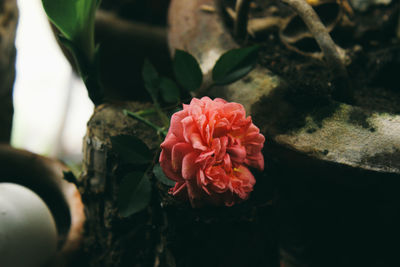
[0, 0, 18, 143]
[78, 102, 160, 266]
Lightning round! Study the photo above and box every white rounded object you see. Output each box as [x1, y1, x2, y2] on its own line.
[0, 183, 58, 267]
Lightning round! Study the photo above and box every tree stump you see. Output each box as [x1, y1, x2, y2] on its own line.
[0, 0, 18, 143]
[78, 102, 160, 266]
[78, 102, 278, 266]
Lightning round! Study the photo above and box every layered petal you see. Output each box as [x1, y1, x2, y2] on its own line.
[181, 151, 200, 179]
[159, 97, 266, 207]
[171, 143, 193, 171]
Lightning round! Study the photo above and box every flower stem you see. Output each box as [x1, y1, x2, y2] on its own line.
[123, 109, 167, 137]
[136, 108, 157, 116]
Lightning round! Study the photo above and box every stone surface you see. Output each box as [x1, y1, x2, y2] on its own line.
[349, 0, 392, 12]
[168, 1, 400, 266]
[168, 0, 400, 177]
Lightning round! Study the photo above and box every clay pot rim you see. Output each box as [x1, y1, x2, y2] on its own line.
[0, 144, 85, 261]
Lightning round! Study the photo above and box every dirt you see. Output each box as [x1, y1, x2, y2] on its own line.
[222, 0, 400, 114]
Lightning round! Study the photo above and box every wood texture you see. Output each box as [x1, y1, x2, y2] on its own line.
[0, 0, 17, 143]
[79, 102, 161, 266]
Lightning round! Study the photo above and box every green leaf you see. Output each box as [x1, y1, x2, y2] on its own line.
[58, 35, 87, 75]
[141, 60, 171, 126]
[160, 77, 180, 103]
[212, 45, 260, 85]
[43, 0, 102, 105]
[118, 172, 151, 217]
[173, 50, 203, 92]
[153, 163, 176, 186]
[42, 0, 97, 48]
[142, 59, 160, 99]
[111, 135, 153, 165]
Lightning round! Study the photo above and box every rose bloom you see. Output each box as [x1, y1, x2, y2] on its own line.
[159, 97, 265, 207]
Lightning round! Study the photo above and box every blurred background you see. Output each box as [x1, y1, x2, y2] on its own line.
[11, 0, 94, 165]
[10, 0, 171, 170]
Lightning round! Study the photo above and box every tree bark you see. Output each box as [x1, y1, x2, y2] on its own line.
[0, 0, 18, 143]
[78, 102, 160, 267]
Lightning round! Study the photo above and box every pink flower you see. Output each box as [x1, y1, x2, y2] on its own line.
[159, 97, 265, 207]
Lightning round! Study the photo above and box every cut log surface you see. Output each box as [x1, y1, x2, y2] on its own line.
[0, 0, 18, 143]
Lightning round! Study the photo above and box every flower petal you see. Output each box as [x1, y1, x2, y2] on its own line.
[181, 151, 199, 179]
[160, 97, 265, 207]
[181, 116, 195, 142]
[245, 153, 264, 171]
[160, 150, 183, 182]
[231, 165, 256, 199]
[227, 144, 247, 163]
[169, 110, 189, 141]
[190, 133, 207, 151]
[170, 181, 187, 196]
[171, 143, 193, 171]
[160, 132, 179, 151]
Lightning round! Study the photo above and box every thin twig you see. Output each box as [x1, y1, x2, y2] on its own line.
[200, 4, 216, 13]
[234, 0, 252, 40]
[227, 7, 282, 37]
[248, 17, 283, 37]
[281, 0, 353, 102]
[226, 7, 236, 20]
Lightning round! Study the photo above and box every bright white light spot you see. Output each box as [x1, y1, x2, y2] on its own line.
[11, 0, 93, 160]
[201, 49, 223, 74]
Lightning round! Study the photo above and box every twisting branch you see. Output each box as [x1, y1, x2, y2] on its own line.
[234, 0, 252, 40]
[281, 0, 353, 102]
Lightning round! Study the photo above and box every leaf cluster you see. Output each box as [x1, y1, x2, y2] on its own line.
[118, 46, 260, 216]
[142, 45, 260, 107]
[110, 135, 175, 217]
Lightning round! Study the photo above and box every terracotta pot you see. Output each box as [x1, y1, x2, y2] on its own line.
[168, 0, 400, 266]
[0, 144, 85, 266]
